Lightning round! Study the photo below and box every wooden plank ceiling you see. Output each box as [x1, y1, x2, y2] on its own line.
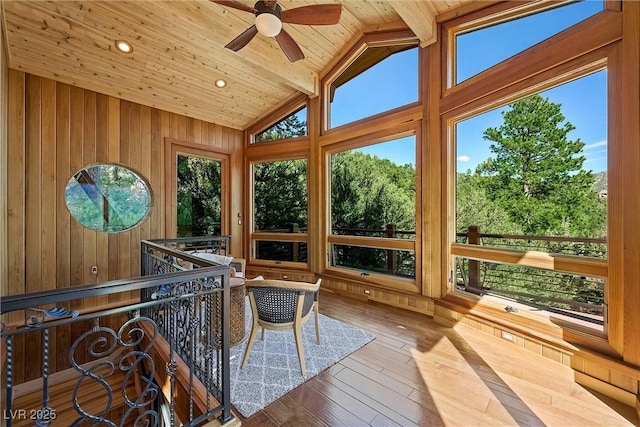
[2, 0, 469, 130]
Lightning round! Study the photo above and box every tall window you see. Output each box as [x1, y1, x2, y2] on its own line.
[252, 159, 308, 263]
[329, 136, 416, 279]
[453, 72, 608, 329]
[176, 154, 222, 237]
[446, 1, 612, 332]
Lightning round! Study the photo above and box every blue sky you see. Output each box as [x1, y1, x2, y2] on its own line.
[335, 0, 606, 173]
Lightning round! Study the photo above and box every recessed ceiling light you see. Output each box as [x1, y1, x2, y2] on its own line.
[215, 79, 227, 88]
[115, 40, 133, 54]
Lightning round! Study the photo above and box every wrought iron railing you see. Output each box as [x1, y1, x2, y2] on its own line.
[1, 263, 233, 426]
[455, 225, 606, 325]
[144, 235, 231, 258]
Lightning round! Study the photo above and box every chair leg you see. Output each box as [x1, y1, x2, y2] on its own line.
[241, 321, 259, 369]
[314, 302, 320, 344]
[293, 322, 306, 376]
[261, 326, 266, 340]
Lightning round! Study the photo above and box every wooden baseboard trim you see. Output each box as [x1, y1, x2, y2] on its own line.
[436, 301, 640, 411]
[574, 371, 637, 408]
[321, 277, 434, 316]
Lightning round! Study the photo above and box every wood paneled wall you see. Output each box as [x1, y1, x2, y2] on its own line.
[1, 1, 8, 300]
[5, 70, 243, 381]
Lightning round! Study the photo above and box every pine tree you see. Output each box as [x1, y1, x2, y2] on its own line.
[476, 94, 605, 237]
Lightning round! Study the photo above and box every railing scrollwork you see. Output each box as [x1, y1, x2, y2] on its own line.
[1, 250, 233, 427]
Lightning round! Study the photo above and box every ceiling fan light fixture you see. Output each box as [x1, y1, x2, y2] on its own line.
[255, 13, 282, 37]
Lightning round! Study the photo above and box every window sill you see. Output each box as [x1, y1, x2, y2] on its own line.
[438, 291, 618, 359]
[321, 266, 420, 295]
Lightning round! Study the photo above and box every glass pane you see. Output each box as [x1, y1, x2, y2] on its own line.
[254, 106, 307, 143]
[331, 136, 416, 238]
[253, 159, 308, 232]
[455, 257, 604, 331]
[65, 164, 151, 232]
[331, 244, 415, 279]
[177, 155, 222, 237]
[455, 70, 607, 256]
[329, 46, 418, 128]
[456, 1, 604, 84]
[255, 241, 308, 263]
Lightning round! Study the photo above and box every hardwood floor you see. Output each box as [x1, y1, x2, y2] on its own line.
[236, 290, 638, 427]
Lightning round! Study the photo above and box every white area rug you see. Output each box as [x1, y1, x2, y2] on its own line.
[228, 303, 375, 418]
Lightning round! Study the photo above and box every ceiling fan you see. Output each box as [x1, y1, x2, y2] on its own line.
[212, 0, 342, 62]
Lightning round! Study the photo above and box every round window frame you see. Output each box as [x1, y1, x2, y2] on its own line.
[64, 163, 153, 233]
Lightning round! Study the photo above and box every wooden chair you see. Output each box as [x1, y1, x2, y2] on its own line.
[241, 278, 322, 375]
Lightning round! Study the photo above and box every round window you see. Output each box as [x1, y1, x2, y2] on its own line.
[65, 164, 152, 232]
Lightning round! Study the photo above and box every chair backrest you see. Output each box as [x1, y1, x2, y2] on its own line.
[229, 258, 246, 277]
[246, 279, 321, 324]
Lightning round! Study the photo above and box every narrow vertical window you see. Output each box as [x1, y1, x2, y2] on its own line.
[330, 136, 416, 278]
[252, 159, 308, 263]
[177, 154, 222, 237]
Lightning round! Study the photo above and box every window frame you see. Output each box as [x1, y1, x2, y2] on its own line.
[247, 95, 309, 146]
[444, 0, 605, 89]
[322, 122, 422, 294]
[248, 155, 310, 269]
[164, 138, 231, 238]
[440, 3, 622, 343]
[245, 94, 312, 270]
[321, 29, 420, 134]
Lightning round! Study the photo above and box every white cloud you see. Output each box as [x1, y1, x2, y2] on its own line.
[585, 157, 605, 163]
[584, 140, 607, 150]
[457, 155, 470, 162]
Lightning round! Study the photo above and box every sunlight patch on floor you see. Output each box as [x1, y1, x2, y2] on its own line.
[410, 336, 520, 426]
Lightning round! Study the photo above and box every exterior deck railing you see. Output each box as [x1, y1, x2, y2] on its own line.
[1, 249, 233, 426]
[455, 225, 606, 325]
[253, 223, 416, 276]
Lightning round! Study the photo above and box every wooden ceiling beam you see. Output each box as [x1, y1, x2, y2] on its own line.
[388, 1, 438, 47]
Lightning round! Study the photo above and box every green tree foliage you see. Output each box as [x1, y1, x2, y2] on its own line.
[330, 150, 416, 277]
[65, 165, 150, 232]
[455, 95, 608, 317]
[177, 155, 221, 236]
[331, 151, 415, 233]
[456, 171, 521, 235]
[254, 159, 308, 231]
[255, 112, 307, 143]
[253, 159, 308, 261]
[475, 94, 606, 237]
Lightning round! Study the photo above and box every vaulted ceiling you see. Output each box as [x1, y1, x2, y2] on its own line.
[2, 0, 473, 130]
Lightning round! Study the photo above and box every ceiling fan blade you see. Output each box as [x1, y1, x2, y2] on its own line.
[281, 4, 342, 25]
[275, 29, 304, 62]
[225, 25, 259, 51]
[210, 0, 257, 14]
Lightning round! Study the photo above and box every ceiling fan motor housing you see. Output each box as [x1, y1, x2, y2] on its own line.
[254, 1, 282, 18]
